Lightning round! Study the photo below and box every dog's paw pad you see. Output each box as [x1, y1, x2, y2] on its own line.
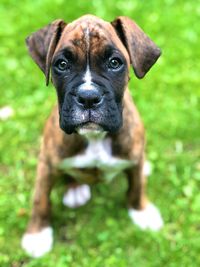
[128, 203, 163, 231]
[21, 227, 53, 258]
[63, 184, 91, 208]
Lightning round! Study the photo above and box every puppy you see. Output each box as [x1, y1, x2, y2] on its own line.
[22, 15, 163, 258]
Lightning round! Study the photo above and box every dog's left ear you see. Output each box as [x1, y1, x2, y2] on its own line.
[26, 19, 66, 85]
[111, 16, 161, 78]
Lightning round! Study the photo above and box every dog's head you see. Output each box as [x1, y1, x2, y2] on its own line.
[26, 15, 161, 134]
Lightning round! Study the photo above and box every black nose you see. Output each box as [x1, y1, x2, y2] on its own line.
[76, 88, 102, 109]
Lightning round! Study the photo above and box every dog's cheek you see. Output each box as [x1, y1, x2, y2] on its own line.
[59, 93, 81, 134]
[54, 82, 68, 110]
[102, 101, 123, 133]
[59, 113, 74, 134]
[106, 69, 128, 104]
[114, 75, 128, 102]
[112, 104, 123, 132]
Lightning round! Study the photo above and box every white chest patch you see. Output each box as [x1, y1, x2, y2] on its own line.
[80, 138, 112, 162]
[59, 135, 133, 183]
[67, 137, 121, 170]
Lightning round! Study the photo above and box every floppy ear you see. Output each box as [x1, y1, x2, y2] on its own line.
[111, 16, 161, 78]
[26, 19, 66, 85]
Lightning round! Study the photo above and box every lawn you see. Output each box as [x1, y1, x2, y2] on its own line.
[0, 0, 200, 266]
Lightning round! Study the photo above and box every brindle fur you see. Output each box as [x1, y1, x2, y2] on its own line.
[25, 15, 160, 233]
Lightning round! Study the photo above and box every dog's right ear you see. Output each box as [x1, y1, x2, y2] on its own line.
[26, 19, 66, 85]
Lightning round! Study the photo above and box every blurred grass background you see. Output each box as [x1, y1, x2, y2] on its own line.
[0, 0, 200, 266]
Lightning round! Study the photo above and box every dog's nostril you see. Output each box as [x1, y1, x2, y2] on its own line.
[77, 94, 101, 107]
[77, 89, 102, 108]
[77, 95, 84, 105]
[93, 96, 101, 104]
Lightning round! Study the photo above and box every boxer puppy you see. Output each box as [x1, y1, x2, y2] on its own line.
[22, 15, 163, 257]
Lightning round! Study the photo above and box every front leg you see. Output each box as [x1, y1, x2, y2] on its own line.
[126, 155, 147, 210]
[127, 155, 163, 231]
[21, 107, 86, 257]
[21, 156, 54, 258]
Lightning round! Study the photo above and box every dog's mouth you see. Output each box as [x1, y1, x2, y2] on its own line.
[77, 122, 106, 140]
[59, 97, 123, 135]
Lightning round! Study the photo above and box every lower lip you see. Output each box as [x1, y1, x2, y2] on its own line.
[77, 123, 106, 139]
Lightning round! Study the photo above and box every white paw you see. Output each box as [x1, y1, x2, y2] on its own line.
[143, 160, 152, 176]
[128, 203, 163, 231]
[63, 184, 91, 208]
[21, 227, 53, 258]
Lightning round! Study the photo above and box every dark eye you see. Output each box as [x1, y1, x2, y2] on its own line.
[108, 57, 123, 70]
[56, 60, 69, 71]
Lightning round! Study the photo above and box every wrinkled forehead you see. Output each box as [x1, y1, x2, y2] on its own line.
[55, 16, 129, 61]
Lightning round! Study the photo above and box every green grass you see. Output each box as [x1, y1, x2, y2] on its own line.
[0, 0, 200, 266]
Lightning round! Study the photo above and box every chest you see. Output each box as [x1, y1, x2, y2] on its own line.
[58, 138, 133, 183]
